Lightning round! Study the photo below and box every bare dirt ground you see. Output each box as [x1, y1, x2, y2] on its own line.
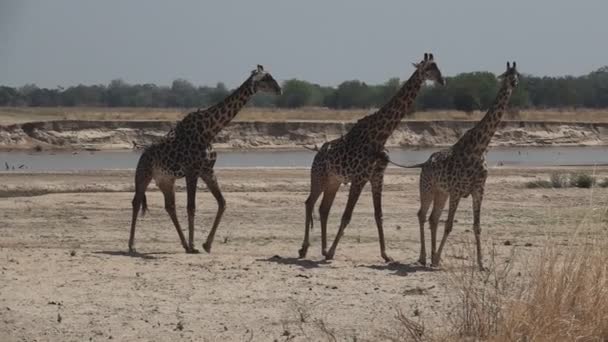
[1, 167, 608, 341]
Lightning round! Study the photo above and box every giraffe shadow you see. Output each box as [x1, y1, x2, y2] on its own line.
[258, 255, 330, 269]
[93, 250, 172, 260]
[359, 261, 435, 277]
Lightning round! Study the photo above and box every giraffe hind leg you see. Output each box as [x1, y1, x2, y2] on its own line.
[416, 174, 434, 266]
[319, 178, 340, 256]
[299, 173, 324, 258]
[129, 168, 152, 253]
[325, 180, 366, 261]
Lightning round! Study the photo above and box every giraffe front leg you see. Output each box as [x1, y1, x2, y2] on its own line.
[158, 179, 189, 252]
[371, 170, 393, 263]
[325, 180, 366, 261]
[472, 189, 485, 271]
[185, 175, 199, 254]
[416, 194, 432, 266]
[201, 171, 226, 254]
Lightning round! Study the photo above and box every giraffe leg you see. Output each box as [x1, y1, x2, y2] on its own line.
[201, 171, 226, 254]
[185, 174, 199, 254]
[129, 170, 152, 253]
[157, 178, 189, 252]
[416, 190, 433, 266]
[318, 178, 340, 257]
[472, 189, 485, 271]
[299, 175, 323, 258]
[371, 170, 393, 263]
[325, 180, 366, 261]
[433, 195, 460, 267]
[429, 192, 448, 267]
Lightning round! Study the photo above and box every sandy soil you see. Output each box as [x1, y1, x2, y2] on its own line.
[1, 167, 607, 341]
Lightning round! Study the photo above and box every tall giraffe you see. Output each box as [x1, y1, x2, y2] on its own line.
[128, 65, 281, 254]
[411, 62, 519, 270]
[299, 53, 445, 262]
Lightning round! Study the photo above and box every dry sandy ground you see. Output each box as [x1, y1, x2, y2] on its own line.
[1, 167, 608, 341]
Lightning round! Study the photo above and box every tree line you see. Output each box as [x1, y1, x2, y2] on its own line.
[1, 67, 607, 111]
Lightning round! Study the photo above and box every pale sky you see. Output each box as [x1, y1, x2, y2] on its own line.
[1, 0, 606, 88]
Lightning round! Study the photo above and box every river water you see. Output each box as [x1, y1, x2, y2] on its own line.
[1, 146, 607, 171]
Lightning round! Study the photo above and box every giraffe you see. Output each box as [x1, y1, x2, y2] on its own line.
[128, 65, 281, 254]
[299, 53, 445, 262]
[410, 61, 519, 270]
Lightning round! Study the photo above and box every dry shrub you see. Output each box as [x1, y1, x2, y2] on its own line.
[441, 232, 608, 341]
[444, 244, 518, 339]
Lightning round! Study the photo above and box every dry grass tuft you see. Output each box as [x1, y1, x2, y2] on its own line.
[438, 220, 608, 341]
[443, 244, 518, 340]
[498, 240, 608, 341]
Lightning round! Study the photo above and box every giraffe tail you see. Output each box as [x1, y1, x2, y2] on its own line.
[388, 159, 428, 168]
[133, 152, 152, 217]
[140, 194, 148, 216]
[302, 144, 320, 152]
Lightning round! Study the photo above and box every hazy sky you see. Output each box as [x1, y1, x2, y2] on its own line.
[1, 0, 606, 88]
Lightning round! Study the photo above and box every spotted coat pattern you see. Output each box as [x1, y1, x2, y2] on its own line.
[414, 62, 520, 270]
[128, 66, 281, 254]
[298, 53, 445, 262]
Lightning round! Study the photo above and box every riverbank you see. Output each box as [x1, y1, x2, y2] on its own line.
[2, 119, 608, 151]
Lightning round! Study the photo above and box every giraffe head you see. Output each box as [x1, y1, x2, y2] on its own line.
[250, 65, 282, 95]
[413, 53, 445, 86]
[498, 61, 519, 89]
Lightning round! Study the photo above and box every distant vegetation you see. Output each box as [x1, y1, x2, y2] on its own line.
[525, 171, 608, 189]
[2, 67, 608, 111]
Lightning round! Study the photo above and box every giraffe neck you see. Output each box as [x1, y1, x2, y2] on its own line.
[348, 69, 425, 148]
[456, 84, 513, 155]
[198, 76, 256, 141]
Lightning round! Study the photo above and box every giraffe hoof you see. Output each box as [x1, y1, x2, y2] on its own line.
[298, 245, 308, 259]
[382, 255, 394, 263]
[186, 248, 200, 254]
[128, 247, 136, 254]
[324, 252, 335, 261]
[417, 258, 426, 266]
[202, 243, 211, 253]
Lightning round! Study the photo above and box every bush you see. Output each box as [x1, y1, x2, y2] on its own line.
[570, 172, 595, 188]
[526, 172, 598, 189]
[525, 180, 553, 189]
[550, 172, 569, 188]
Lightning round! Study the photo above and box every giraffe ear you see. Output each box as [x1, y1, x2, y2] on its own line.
[257, 65, 264, 72]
